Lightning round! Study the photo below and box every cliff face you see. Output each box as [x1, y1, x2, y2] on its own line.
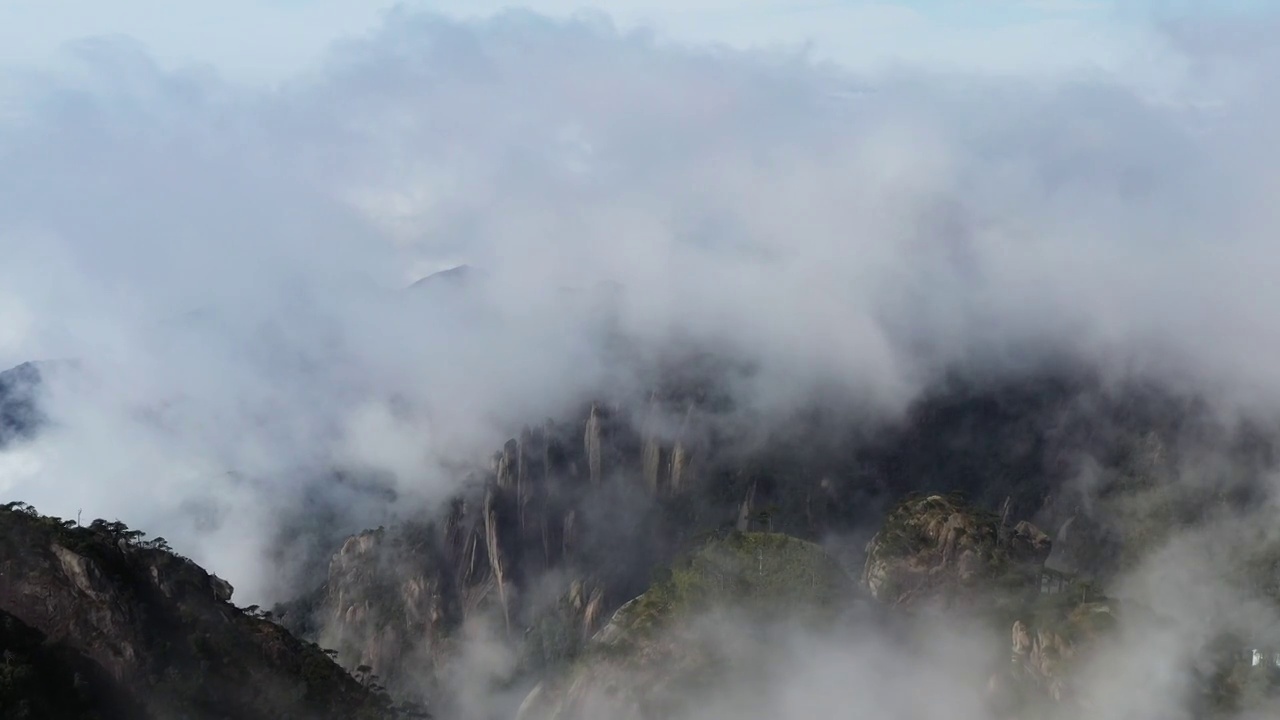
[278, 401, 705, 701]
[859, 494, 1108, 716]
[291, 523, 466, 706]
[0, 608, 147, 720]
[0, 503, 403, 720]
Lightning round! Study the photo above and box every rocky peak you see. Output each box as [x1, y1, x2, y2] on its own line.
[861, 493, 1052, 608]
[407, 264, 478, 290]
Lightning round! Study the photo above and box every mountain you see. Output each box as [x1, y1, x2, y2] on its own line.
[0, 502, 427, 720]
[516, 491, 1274, 720]
[7, 346, 1280, 717]
[407, 265, 480, 291]
[270, 363, 1280, 717]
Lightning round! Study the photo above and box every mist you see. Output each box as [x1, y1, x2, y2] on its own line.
[0, 8, 1278, 683]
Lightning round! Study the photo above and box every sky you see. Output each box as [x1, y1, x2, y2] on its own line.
[0, 1, 1256, 84]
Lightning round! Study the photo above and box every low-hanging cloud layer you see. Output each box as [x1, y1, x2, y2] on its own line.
[0, 8, 1279, 604]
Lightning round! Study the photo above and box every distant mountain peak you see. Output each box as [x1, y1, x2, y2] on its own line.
[407, 264, 479, 291]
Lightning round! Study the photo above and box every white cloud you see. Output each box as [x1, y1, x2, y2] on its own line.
[0, 8, 1278, 605]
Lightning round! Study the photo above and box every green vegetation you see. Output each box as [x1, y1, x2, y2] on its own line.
[521, 596, 588, 674]
[522, 532, 853, 719]
[865, 492, 1045, 605]
[875, 492, 999, 555]
[601, 531, 850, 651]
[0, 501, 193, 574]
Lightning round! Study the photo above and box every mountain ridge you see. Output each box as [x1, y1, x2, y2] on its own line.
[0, 501, 428, 720]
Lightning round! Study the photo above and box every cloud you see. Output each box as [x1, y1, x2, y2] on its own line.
[0, 0, 1199, 85]
[0, 7, 1278, 610]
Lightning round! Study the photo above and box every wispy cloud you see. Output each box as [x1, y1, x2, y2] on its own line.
[0, 7, 1278, 608]
[0, 0, 1232, 83]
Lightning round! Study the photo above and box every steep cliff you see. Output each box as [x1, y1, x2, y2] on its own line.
[0, 607, 146, 720]
[277, 404, 691, 703]
[0, 503, 416, 720]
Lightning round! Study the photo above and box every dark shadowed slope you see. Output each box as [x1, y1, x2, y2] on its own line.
[0, 503, 423, 720]
[0, 608, 148, 720]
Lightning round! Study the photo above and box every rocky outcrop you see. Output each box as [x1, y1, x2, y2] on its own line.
[983, 598, 1122, 718]
[293, 518, 507, 701]
[0, 504, 397, 720]
[583, 405, 605, 487]
[284, 495, 626, 711]
[484, 485, 515, 636]
[290, 402, 705, 704]
[861, 493, 1052, 608]
[857, 495, 1126, 718]
[638, 395, 700, 498]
